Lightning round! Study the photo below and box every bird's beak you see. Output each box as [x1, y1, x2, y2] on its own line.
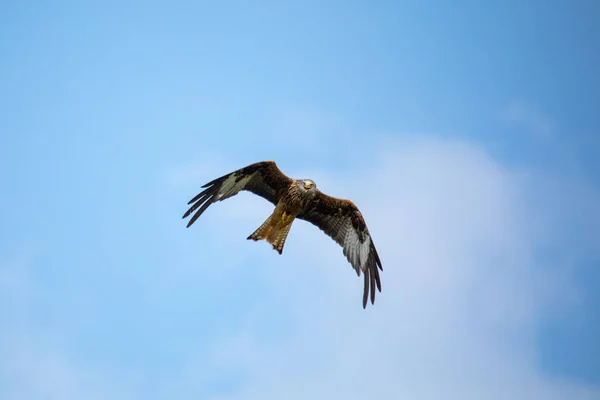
[304, 183, 311, 190]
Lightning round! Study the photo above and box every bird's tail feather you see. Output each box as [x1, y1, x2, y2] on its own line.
[247, 212, 294, 254]
[268, 222, 292, 255]
[246, 215, 274, 242]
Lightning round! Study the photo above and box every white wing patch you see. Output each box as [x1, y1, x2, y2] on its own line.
[217, 173, 252, 200]
[344, 225, 371, 272]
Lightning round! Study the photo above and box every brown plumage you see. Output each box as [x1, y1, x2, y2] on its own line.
[247, 201, 297, 254]
[182, 160, 383, 308]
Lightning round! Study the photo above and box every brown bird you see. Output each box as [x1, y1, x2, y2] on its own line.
[182, 160, 383, 308]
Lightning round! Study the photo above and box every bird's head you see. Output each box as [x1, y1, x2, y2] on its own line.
[299, 179, 317, 194]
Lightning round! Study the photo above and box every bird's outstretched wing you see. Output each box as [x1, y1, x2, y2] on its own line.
[297, 192, 383, 308]
[182, 161, 293, 228]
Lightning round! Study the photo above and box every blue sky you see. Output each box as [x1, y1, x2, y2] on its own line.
[1, 1, 599, 398]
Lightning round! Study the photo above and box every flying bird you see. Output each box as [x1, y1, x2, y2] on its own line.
[182, 160, 383, 308]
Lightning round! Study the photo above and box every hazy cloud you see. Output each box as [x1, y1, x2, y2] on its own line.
[189, 138, 599, 400]
[2, 138, 597, 399]
[499, 101, 556, 138]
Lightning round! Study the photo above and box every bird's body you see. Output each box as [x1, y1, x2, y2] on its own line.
[247, 178, 316, 253]
[182, 160, 383, 308]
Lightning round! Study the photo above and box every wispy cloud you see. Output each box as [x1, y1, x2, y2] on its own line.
[186, 138, 599, 399]
[499, 101, 556, 139]
[2, 137, 598, 399]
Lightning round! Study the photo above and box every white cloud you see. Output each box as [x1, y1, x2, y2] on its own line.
[187, 138, 599, 400]
[2, 137, 597, 400]
[499, 101, 556, 138]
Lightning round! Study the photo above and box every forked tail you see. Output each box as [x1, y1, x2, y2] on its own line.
[247, 212, 294, 254]
[268, 223, 292, 254]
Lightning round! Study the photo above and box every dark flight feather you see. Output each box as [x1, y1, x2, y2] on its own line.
[297, 192, 383, 308]
[182, 161, 293, 228]
[183, 160, 383, 308]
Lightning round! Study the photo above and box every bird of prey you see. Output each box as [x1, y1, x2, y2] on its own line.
[182, 160, 383, 308]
